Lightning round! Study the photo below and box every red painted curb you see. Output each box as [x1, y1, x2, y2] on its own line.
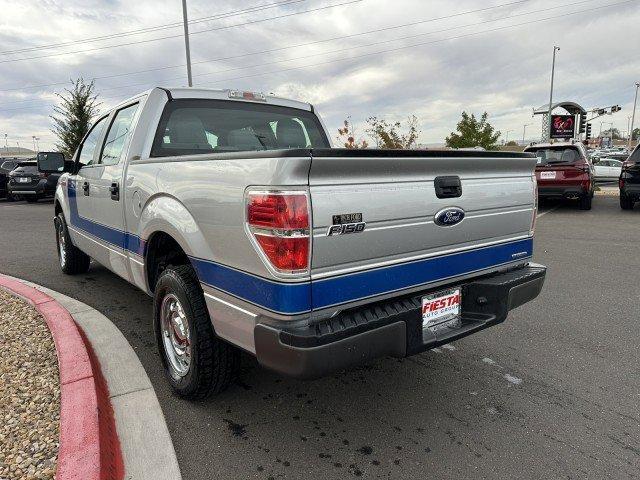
[0, 275, 124, 480]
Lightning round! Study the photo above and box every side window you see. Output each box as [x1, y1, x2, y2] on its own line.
[100, 103, 140, 166]
[78, 116, 109, 168]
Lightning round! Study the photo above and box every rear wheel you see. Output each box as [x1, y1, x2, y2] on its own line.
[55, 213, 91, 274]
[620, 194, 633, 210]
[154, 264, 239, 399]
[579, 194, 592, 210]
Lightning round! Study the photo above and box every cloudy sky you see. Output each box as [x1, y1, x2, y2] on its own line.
[0, 0, 639, 151]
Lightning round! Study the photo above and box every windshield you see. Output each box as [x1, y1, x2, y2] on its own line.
[151, 99, 330, 157]
[13, 164, 38, 174]
[528, 147, 581, 165]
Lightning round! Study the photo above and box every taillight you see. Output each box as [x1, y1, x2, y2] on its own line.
[39, 172, 48, 179]
[530, 174, 537, 236]
[246, 191, 310, 274]
[620, 178, 625, 189]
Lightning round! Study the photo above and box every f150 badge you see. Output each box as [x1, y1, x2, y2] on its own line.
[434, 207, 465, 227]
[327, 212, 366, 236]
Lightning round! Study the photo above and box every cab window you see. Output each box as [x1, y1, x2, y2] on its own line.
[100, 103, 139, 166]
[77, 116, 109, 168]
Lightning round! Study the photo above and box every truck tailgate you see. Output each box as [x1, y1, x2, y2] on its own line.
[308, 149, 537, 310]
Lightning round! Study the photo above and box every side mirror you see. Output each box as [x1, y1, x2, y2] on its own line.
[37, 151, 69, 173]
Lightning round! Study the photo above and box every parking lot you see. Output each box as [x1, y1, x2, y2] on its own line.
[0, 196, 638, 479]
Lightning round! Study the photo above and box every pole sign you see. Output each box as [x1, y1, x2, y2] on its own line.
[550, 114, 575, 139]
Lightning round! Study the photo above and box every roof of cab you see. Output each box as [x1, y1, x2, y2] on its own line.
[113, 87, 313, 112]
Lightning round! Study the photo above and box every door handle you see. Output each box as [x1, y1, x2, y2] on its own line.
[434, 176, 462, 199]
[82, 181, 90, 196]
[109, 182, 120, 201]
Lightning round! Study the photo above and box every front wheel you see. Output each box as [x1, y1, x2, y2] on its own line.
[620, 194, 633, 210]
[579, 195, 592, 210]
[55, 213, 91, 274]
[154, 265, 239, 399]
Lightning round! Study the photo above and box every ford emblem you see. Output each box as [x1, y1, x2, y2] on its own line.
[434, 207, 465, 227]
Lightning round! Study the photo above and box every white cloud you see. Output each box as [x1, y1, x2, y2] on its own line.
[1, 0, 639, 151]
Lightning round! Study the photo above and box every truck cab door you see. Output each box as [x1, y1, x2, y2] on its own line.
[66, 115, 109, 259]
[89, 102, 142, 280]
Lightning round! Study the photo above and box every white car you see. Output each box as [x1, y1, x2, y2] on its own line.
[594, 158, 623, 181]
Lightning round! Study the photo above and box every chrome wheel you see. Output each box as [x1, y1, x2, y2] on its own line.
[160, 293, 191, 378]
[57, 222, 67, 268]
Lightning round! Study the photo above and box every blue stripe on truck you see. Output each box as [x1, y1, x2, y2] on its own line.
[68, 180, 146, 256]
[192, 238, 533, 315]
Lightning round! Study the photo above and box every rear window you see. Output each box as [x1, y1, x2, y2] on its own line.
[628, 145, 640, 163]
[151, 99, 330, 157]
[1, 161, 17, 170]
[13, 163, 38, 173]
[526, 147, 581, 165]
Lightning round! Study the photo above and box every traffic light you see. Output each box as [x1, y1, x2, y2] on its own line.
[579, 113, 586, 134]
[585, 123, 592, 140]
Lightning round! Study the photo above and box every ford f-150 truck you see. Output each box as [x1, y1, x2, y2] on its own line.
[41, 87, 546, 399]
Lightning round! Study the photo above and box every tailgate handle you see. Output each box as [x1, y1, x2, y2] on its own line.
[434, 176, 462, 198]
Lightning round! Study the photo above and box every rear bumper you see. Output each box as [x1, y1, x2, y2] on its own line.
[621, 184, 640, 198]
[254, 263, 546, 379]
[8, 181, 53, 196]
[538, 185, 588, 198]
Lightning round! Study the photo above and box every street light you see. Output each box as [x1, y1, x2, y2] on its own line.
[629, 82, 639, 150]
[522, 123, 531, 144]
[504, 130, 513, 145]
[181, 0, 193, 87]
[547, 46, 560, 141]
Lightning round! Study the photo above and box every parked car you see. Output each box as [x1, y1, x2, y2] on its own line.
[523, 141, 594, 210]
[0, 157, 21, 200]
[8, 152, 66, 202]
[619, 144, 640, 210]
[593, 158, 623, 182]
[45, 87, 546, 398]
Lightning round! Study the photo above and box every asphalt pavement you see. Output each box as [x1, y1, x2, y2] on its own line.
[1, 196, 639, 479]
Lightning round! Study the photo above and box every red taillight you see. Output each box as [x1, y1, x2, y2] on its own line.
[246, 191, 310, 274]
[620, 178, 625, 189]
[39, 172, 48, 178]
[247, 194, 308, 230]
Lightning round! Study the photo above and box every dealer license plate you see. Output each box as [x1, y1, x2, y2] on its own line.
[18, 177, 30, 183]
[540, 171, 556, 180]
[422, 288, 461, 333]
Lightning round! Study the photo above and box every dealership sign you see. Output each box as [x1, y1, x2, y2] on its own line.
[550, 114, 575, 139]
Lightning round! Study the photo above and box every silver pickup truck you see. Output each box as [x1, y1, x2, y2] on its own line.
[41, 87, 546, 399]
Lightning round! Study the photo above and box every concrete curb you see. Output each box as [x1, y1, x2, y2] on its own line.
[0, 274, 182, 480]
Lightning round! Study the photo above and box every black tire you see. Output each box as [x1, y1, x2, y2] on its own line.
[620, 194, 633, 210]
[25, 196, 39, 203]
[154, 264, 239, 399]
[55, 213, 91, 274]
[579, 194, 592, 210]
[5, 193, 15, 202]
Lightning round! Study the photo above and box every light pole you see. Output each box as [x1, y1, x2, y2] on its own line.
[522, 123, 531, 144]
[547, 46, 560, 141]
[32, 136, 37, 152]
[181, 0, 193, 87]
[504, 130, 513, 145]
[629, 82, 639, 150]
[3, 133, 7, 153]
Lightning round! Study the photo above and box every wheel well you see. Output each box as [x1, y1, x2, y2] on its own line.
[145, 232, 190, 292]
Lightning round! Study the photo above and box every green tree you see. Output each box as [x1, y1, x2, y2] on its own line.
[445, 111, 500, 150]
[631, 127, 639, 141]
[51, 78, 100, 158]
[337, 118, 368, 149]
[601, 128, 621, 140]
[365, 115, 420, 149]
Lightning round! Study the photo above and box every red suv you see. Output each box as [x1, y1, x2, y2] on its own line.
[524, 142, 594, 210]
